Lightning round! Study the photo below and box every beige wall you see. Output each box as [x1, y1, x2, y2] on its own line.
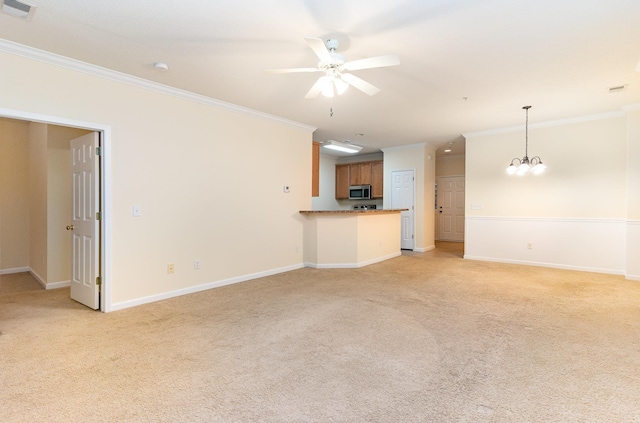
[464, 112, 637, 278]
[1, 47, 314, 308]
[466, 116, 627, 218]
[302, 213, 401, 267]
[0, 118, 30, 271]
[627, 109, 640, 219]
[311, 154, 344, 211]
[382, 143, 436, 252]
[1, 118, 90, 283]
[436, 154, 465, 177]
[626, 109, 640, 279]
[28, 122, 48, 281]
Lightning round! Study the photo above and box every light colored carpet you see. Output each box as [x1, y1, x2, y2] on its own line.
[1, 243, 640, 422]
[0, 271, 43, 296]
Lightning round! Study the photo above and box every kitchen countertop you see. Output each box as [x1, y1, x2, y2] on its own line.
[299, 209, 407, 215]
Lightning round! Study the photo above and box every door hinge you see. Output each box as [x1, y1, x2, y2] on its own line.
[412, 234, 414, 239]
[96, 276, 101, 286]
[96, 147, 101, 156]
[96, 212, 101, 221]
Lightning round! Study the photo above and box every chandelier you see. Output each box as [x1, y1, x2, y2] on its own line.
[506, 106, 546, 175]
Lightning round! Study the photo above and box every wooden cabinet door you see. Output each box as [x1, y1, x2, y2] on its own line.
[349, 162, 372, 186]
[335, 164, 350, 199]
[348, 163, 360, 185]
[358, 162, 372, 185]
[371, 161, 383, 198]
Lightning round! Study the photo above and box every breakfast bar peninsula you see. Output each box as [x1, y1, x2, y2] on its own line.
[299, 209, 406, 268]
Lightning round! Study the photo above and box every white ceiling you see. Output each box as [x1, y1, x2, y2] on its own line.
[2, 0, 640, 156]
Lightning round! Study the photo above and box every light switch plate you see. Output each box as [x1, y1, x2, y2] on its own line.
[133, 205, 141, 217]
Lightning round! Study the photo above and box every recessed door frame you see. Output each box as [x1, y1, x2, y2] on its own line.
[436, 175, 465, 242]
[391, 169, 416, 250]
[0, 107, 112, 312]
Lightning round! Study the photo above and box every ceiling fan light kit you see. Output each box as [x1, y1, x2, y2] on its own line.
[266, 37, 399, 99]
[506, 106, 546, 175]
[322, 140, 363, 154]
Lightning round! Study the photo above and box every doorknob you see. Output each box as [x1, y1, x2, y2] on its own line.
[66, 225, 74, 230]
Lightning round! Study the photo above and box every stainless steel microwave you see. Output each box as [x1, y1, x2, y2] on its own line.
[349, 185, 371, 200]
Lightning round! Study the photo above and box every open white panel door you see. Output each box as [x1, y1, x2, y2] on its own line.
[392, 170, 415, 250]
[70, 132, 100, 309]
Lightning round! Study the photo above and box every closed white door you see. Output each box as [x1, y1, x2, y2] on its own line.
[438, 176, 465, 242]
[392, 170, 415, 250]
[70, 132, 100, 309]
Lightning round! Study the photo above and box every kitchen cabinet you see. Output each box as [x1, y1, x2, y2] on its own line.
[371, 161, 384, 198]
[335, 160, 383, 199]
[349, 162, 372, 185]
[335, 164, 350, 199]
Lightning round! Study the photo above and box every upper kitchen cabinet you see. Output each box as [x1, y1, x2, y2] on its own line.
[335, 160, 383, 199]
[349, 162, 372, 186]
[335, 164, 350, 199]
[371, 161, 383, 198]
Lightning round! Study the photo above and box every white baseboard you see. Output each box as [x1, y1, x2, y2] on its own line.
[0, 267, 29, 275]
[28, 269, 47, 289]
[464, 255, 625, 276]
[45, 280, 71, 290]
[304, 251, 401, 269]
[413, 245, 436, 253]
[110, 263, 305, 312]
[2, 267, 70, 289]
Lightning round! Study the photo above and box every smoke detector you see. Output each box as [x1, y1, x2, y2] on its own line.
[154, 62, 169, 72]
[1, 0, 36, 20]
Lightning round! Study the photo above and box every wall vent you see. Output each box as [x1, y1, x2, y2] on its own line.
[1, 0, 36, 20]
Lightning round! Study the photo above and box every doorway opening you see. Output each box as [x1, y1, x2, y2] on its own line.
[0, 109, 110, 311]
[436, 175, 465, 242]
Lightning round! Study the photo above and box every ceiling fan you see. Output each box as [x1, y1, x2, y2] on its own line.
[265, 37, 400, 99]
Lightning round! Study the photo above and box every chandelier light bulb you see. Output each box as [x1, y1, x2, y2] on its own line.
[506, 106, 546, 176]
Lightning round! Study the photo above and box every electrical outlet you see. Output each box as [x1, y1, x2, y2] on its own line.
[527, 243, 533, 249]
[167, 264, 175, 274]
[194, 260, 201, 270]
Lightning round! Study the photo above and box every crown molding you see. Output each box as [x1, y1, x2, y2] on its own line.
[462, 108, 636, 139]
[0, 39, 316, 133]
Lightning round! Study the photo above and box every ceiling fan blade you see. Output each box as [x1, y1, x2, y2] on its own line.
[264, 67, 320, 74]
[341, 73, 380, 96]
[305, 76, 327, 99]
[344, 54, 400, 71]
[305, 37, 332, 62]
